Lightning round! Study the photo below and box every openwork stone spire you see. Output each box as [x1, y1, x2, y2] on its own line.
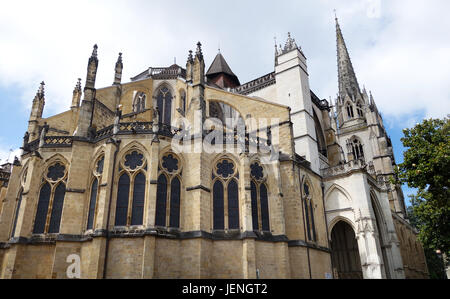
[37, 81, 45, 99]
[336, 17, 361, 101]
[73, 78, 82, 93]
[89, 44, 99, 66]
[187, 50, 194, 64]
[284, 32, 298, 52]
[195, 42, 203, 60]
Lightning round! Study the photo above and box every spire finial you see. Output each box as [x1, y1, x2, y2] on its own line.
[283, 32, 298, 52]
[334, 9, 337, 20]
[196, 42, 203, 56]
[195, 41, 203, 60]
[117, 52, 123, 63]
[187, 50, 194, 63]
[74, 78, 82, 92]
[92, 44, 98, 57]
[37, 81, 45, 98]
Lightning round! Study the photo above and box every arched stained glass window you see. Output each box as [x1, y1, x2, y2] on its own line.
[169, 177, 181, 228]
[156, 153, 182, 229]
[11, 190, 23, 238]
[155, 174, 168, 227]
[251, 181, 259, 231]
[250, 162, 270, 232]
[115, 150, 147, 228]
[115, 173, 130, 226]
[309, 199, 317, 242]
[260, 184, 270, 232]
[213, 180, 224, 230]
[87, 178, 98, 230]
[86, 155, 105, 232]
[33, 161, 68, 235]
[131, 172, 146, 226]
[156, 87, 172, 125]
[304, 199, 312, 241]
[212, 158, 239, 231]
[227, 179, 239, 230]
[33, 183, 51, 234]
[48, 183, 66, 233]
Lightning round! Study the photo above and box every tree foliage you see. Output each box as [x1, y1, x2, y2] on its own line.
[396, 117, 449, 255]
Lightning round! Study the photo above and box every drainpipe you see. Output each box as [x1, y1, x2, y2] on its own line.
[102, 137, 121, 279]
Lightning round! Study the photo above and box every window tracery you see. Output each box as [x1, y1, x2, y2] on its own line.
[155, 153, 182, 228]
[33, 161, 68, 234]
[212, 158, 240, 230]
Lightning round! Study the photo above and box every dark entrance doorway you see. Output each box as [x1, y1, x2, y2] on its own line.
[331, 221, 364, 279]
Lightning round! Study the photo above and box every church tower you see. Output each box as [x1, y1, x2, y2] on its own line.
[275, 33, 320, 173]
[333, 17, 407, 217]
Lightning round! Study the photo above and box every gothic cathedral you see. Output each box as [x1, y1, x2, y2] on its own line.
[0, 18, 428, 279]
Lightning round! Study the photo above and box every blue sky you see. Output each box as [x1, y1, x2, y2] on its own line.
[1, 0, 449, 205]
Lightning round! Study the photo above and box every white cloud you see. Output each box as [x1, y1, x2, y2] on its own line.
[0, 0, 448, 126]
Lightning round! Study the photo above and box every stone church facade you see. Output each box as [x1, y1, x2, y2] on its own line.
[0, 18, 428, 279]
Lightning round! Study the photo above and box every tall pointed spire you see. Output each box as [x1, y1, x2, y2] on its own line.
[336, 16, 361, 101]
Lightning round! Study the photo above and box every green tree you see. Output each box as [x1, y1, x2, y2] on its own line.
[396, 117, 449, 256]
[407, 206, 447, 279]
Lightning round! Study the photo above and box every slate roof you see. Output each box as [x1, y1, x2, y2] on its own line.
[206, 53, 237, 77]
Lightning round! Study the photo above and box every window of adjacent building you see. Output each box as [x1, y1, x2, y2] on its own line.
[114, 150, 147, 227]
[212, 158, 240, 230]
[155, 153, 182, 229]
[33, 162, 67, 234]
[87, 156, 104, 231]
[250, 162, 270, 232]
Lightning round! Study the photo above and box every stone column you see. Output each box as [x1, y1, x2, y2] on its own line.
[85, 140, 120, 279]
[355, 212, 385, 279]
[239, 153, 257, 278]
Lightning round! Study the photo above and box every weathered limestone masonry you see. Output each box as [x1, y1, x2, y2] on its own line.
[0, 19, 428, 279]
